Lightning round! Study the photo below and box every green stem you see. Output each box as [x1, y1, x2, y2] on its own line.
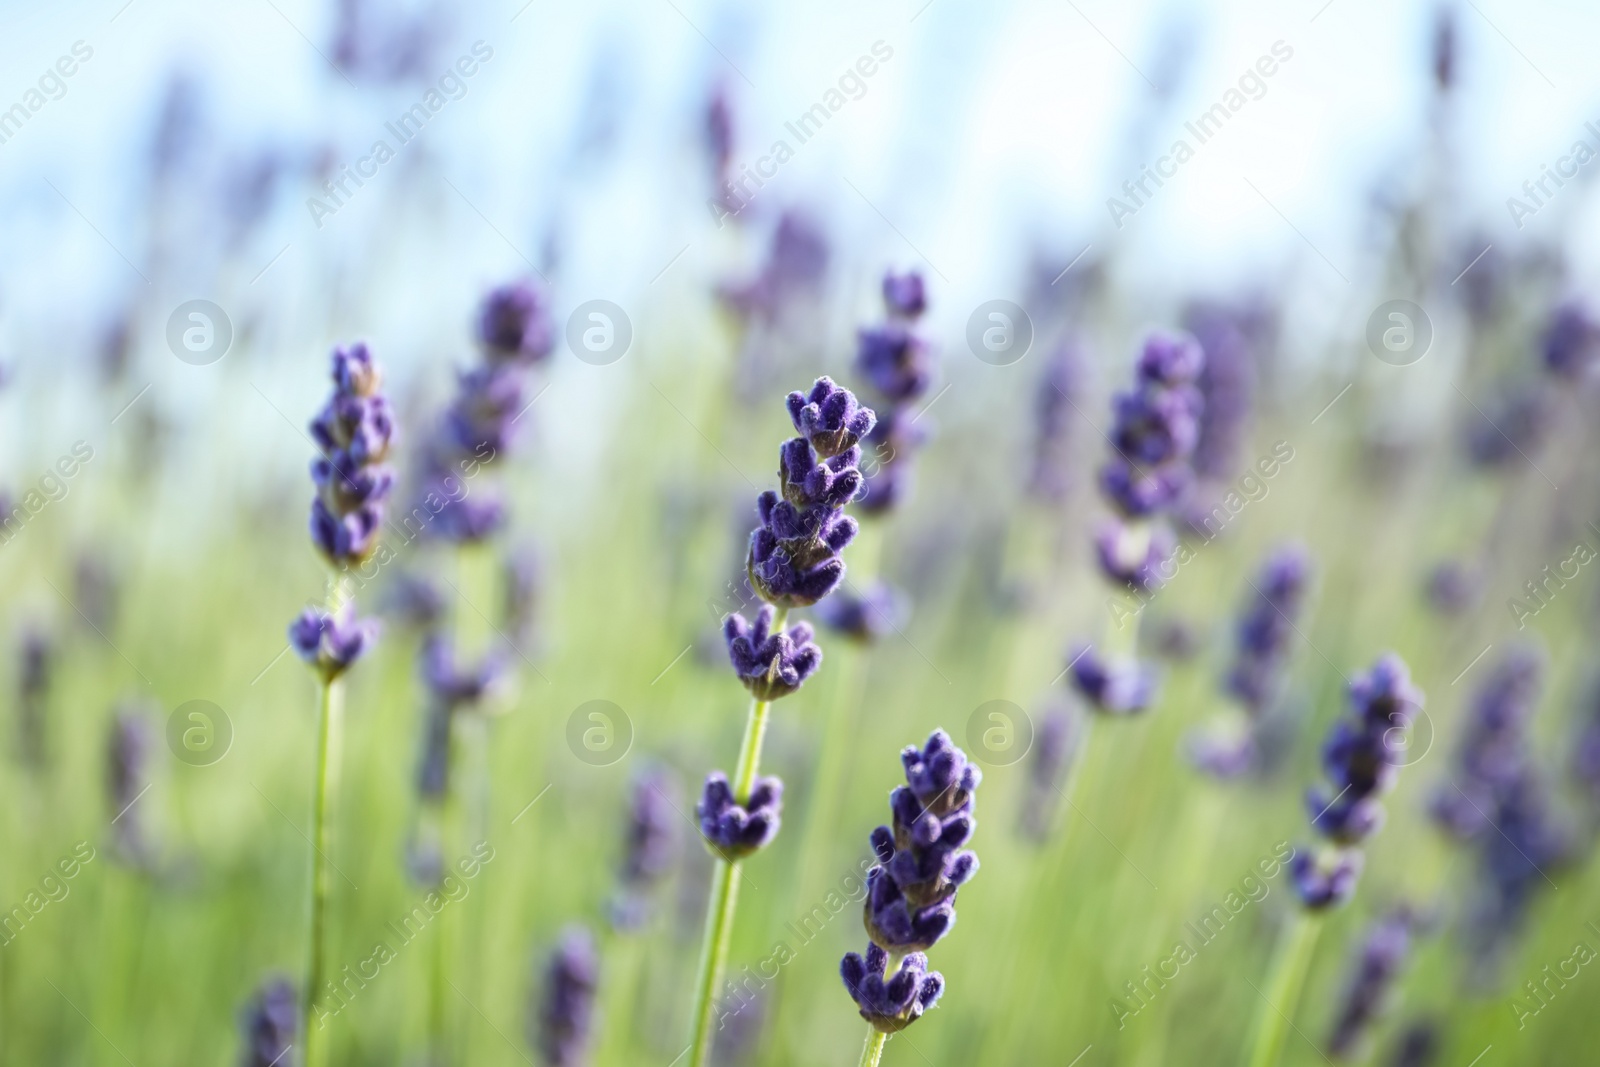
[1246, 910, 1323, 1067]
[859, 1026, 888, 1067]
[688, 856, 742, 1067]
[304, 672, 344, 1067]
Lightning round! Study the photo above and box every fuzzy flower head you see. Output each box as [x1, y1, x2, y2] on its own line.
[1289, 848, 1362, 910]
[697, 772, 782, 861]
[746, 379, 874, 607]
[786, 376, 877, 458]
[1099, 330, 1205, 519]
[419, 633, 509, 711]
[533, 926, 599, 1067]
[1430, 646, 1543, 840]
[723, 605, 822, 700]
[308, 342, 396, 566]
[1542, 301, 1600, 381]
[863, 730, 981, 953]
[477, 280, 555, 366]
[856, 323, 933, 404]
[1094, 520, 1176, 594]
[815, 580, 906, 644]
[841, 943, 944, 1034]
[289, 600, 379, 682]
[1069, 644, 1159, 715]
[882, 271, 927, 320]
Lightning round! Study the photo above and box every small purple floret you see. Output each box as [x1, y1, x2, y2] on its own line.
[289, 601, 379, 681]
[697, 771, 783, 861]
[840, 943, 944, 1034]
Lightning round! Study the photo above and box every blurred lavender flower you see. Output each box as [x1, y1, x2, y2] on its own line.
[74, 553, 119, 634]
[1462, 383, 1550, 469]
[16, 627, 52, 767]
[611, 766, 681, 930]
[1094, 520, 1176, 594]
[815, 581, 905, 644]
[1148, 616, 1202, 661]
[1098, 331, 1205, 519]
[1292, 654, 1424, 909]
[717, 212, 830, 323]
[238, 977, 298, 1067]
[477, 280, 557, 365]
[854, 271, 934, 515]
[712, 985, 766, 1065]
[1225, 545, 1311, 715]
[697, 772, 782, 861]
[1327, 909, 1418, 1058]
[420, 632, 507, 710]
[705, 84, 735, 209]
[745, 379, 874, 608]
[1424, 558, 1480, 616]
[840, 944, 944, 1034]
[107, 709, 153, 865]
[1541, 301, 1600, 380]
[1459, 771, 1570, 980]
[1431, 3, 1457, 93]
[723, 605, 821, 699]
[289, 601, 379, 682]
[382, 571, 446, 630]
[1021, 703, 1081, 841]
[1386, 1020, 1440, 1067]
[862, 730, 981, 953]
[1572, 680, 1600, 814]
[1027, 337, 1083, 502]
[1430, 647, 1543, 840]
[1069, 644, 1158, 716]
[307, 343, 396, 567]
[533, 926, 599, 1067]
[882, 271, 927, 319]
[1184, 302, 1258, 483]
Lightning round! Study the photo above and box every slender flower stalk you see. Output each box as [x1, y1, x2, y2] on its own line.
[288, 342, 392, 1067]
[686, 377, 874, 1067]
[1247, 654, 1424, 1067]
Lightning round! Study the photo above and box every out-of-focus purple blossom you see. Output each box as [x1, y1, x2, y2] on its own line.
[697, 772, 782, 861]
[1187, 729, 1258, 781]
[611, 766, 681, 930]
[1430, 647, 1543, 840]
[1069, 644, 1159, 715]
[1148, 617, 1202, 662]
[712, 984, 766, 1065]
[746, 381, 874, 607]
[1541, 301, 1600, 380]
[307, 343, 396, 567]
[1184, 302, 1258, 482]
[856, 322, 933, 405]
[1099, 331, 1204, 519]
[532, 926, 599, 1067]
[420, 633, 507, 710]
[1460, 770, 1571, 978]
[1424, 558, 1480, 616]
[1027, 337, 1083, 502]
[862, 730, 980, 953]
[415, 699, 453, 806]
[840, 943, 944, 1034]
[1327, 909, 1418, 1057]
[816, 581, 906, 644]
[1021, 703, 1080, 840]
[1386, 1020, 1440, 1067]
[383, 571, 446, 630]
[16, 627, 52, 766]
[477, 280, 556, 365]
[717, 212, 830, 322]
[857, 408, 928, 517]
[1293, 655, 1423, 909]
[882, 271, 927, 320]
[289, 601, 379, 682]
[723, 605, 822, 700]
[1432, 3, 1456, 93]
[107, 709, 153, 864]
[1225, 545, 1311, 715]
[1573, 681, 1600, 812]
[706, 84, 734, 186]
[1094, 521, 1176, 594]
[1462, 383, 1551, 469]
[239, 976, 298, 1067]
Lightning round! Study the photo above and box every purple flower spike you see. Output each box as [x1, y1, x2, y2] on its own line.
[289, 600, 379, 681]
[697, 771, 783, 861]
[419, 633, 507, 710]
[477, 280, 555, 365]
[1069, 645, 1159, 715]
[861, 730, 980, 953]
[786, 376, 877, 458]
[611, 766, 681, 930]
[1225, 544, 1312, 715]
[239, 976, 298, 1067]
[533, 926, 599, 1067]
[856, 323, 933, 404]
[1542, 301, 1600, 381]
[1097, 331, 1204, 521]
[840, 943, 944, 1034]
[1137, 330, 1205, 386]
[1289, 848, 1362, 910]
[1094, 520, 1176, 594]
[307, 342, 396, 567]
[882, 271, 927, 320]
[1327, 909, 1418, 1058]
[724, 605, 822, 700]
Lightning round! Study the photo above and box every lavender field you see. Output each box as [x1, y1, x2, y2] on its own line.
[1, 1, 1598, 1065]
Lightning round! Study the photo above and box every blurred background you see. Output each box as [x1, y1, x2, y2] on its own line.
[3, 0, 1600, 1063]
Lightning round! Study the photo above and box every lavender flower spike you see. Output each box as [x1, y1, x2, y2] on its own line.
[611, 766, 681, 929]
[308, 342, 396, 567]
[1069, 644, 1158, 715]
[239, 977, 299, 1067]
[724, 605, 822, 699]
[533, 926, 599, 1067]
[841, 943, 944, 1034]
[289, 601, 379, 682]
[697, 771, 783, 861]
[1327, 909, 1418, 1058]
